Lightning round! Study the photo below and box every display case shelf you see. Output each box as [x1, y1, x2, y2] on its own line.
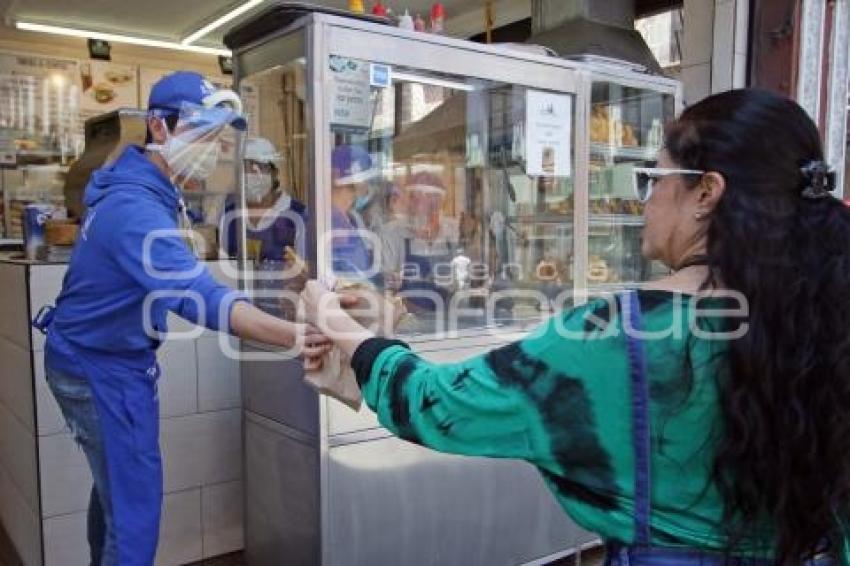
[509, 214, 573, 224]
[17, 150, 63, 157]
[588, 213, 644, 227]
[590, 143, 658, 161]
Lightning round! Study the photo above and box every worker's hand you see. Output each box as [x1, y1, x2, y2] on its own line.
[301, 280, 342, 328]
[293, 322, 332, 359]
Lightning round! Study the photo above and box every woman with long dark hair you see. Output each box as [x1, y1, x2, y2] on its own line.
[302, 89, 850, 564]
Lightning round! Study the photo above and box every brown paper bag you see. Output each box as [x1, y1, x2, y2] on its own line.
[301, 281, 406, 410]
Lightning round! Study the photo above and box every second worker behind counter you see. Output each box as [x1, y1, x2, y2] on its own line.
[225, 136, 307, 262]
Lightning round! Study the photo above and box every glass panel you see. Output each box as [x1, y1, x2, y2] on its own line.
[325, 57, 576, 335]
[588, 82, 675, 293]
[233, 32, 308, 321]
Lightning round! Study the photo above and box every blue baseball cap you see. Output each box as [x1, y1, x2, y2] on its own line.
[332, 145, 375, 186]
[148, 71, 247, 131]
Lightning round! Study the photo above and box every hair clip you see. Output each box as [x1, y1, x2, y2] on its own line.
[800, 160, 836, 200]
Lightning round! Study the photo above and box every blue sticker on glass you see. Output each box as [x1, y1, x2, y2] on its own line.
[370, 64, 391, 88]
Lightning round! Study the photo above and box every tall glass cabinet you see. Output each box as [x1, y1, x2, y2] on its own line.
[225, 6, 680, 565]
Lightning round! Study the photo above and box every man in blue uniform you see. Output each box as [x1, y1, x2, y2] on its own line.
[330, 144, 375, 277]
[33, 72, 328, 565]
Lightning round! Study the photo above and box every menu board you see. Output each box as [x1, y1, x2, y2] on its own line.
[0, 53, 81, 161]
[78, 61, 138, 118]
[525, 90, 572, 177]
[0, 49, 236, 168]
[138, 67, 171, 109]
[328, 56, 372, 131]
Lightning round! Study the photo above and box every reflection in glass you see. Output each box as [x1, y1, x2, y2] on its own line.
[588, 83, 675, 291]
[327, 59, 576, 334]
[235, 54, 309, 321]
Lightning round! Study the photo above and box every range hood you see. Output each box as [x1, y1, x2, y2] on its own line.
[527, 0, 662, 74]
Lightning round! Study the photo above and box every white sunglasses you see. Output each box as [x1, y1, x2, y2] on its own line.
[632, 167, 705, 203]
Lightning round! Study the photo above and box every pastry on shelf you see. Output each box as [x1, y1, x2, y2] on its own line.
[626, 200, 644, 215]
[547, 199, 573, 216]
[587, 255, 610, 283]
[535, 259, 558, 282]
[590, 105, 610, 144]
[621, 123, 639, 147]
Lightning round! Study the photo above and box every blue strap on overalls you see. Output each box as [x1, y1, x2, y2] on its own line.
[615, 291, 837, 565]
[32, 305, 55, 335]
[623, 290, 652, 547]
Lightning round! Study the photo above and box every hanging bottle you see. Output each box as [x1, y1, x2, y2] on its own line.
[348, 0, 365, 14]
[430, 2, 445, 34]
[398, 10, 414, 30]
[371, 1, 387, 16]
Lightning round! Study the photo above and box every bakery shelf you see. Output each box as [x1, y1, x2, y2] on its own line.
[589, 143, 658, 161]
[508, 214, 574, 223]
[588, 214, 644, 227]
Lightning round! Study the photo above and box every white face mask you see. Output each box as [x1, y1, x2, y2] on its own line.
[245, 172, 273, 203]
[148, 120, 221, 181]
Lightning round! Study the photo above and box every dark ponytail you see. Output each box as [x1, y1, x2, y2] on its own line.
[664, 89, 850, 563]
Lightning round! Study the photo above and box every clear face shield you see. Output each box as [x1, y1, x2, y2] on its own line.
[147, 93, 246, 254]
[149, 100, 244, 188]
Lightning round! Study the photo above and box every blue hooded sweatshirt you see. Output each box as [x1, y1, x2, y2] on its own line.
[46, 145, 245, 372]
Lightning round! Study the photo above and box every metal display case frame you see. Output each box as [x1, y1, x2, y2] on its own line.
[229, 9, 681, 566]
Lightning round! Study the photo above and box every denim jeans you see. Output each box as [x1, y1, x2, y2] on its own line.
[604, 544, 836, 565]
[45, 365, 117, 566]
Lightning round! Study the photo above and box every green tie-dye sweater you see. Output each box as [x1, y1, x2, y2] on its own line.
[351, 290, 774, 553]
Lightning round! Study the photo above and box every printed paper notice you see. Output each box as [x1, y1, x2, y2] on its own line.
[329, 56, 372, 131]
[526, 90, 571, 177]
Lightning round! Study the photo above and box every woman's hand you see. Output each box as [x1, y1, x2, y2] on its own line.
[300, 280, 376, 358]
[300, 280, 343, 333]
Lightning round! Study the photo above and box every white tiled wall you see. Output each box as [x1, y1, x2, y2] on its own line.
[161, 409, 242, 493]
[39, 432, 93, 517]
[43, 489, 209, 566]
[9, 262, 247, 565]
[202, 481, 244, 558]
[42, 511, 88, 566]
[156, 489, 203, 566]
[158, 340, 199, 418]
[197, 336, 241, 412]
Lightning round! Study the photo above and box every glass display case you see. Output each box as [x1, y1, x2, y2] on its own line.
[226, 6, 680, 566]
[585, 78, 676, 294]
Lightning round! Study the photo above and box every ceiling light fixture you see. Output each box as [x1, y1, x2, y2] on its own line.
[182, 0, 266, 45]
[16, 21, 231, 56]
[392, 71, 475, 92]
